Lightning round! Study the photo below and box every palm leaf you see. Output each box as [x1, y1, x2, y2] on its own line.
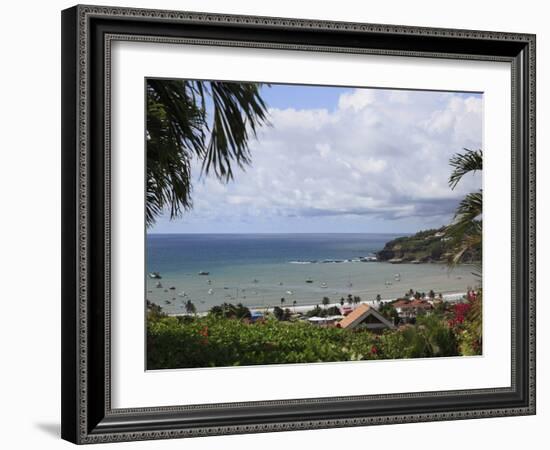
[449, 148, 483, 190]
[145, 79, 269, 227]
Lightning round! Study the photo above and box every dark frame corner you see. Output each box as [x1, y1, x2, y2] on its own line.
[61, 4, 536, 444]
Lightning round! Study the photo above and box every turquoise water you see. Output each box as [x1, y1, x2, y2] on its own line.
[146, 233, 479, 313]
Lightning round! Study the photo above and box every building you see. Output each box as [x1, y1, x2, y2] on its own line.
[308, 316, 342, 327]
[336, 304, 395, 332]
[393, 299, 433, 321]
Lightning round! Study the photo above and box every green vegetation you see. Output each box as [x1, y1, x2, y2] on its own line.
[147, 314, 458, 369]
[377, 149, 482, 264]
[305, 305, 342, 318]
[446, 148, 482, 270]
[146, 296, 481, 369]
[208, 302, 251, 320]
[376, 227, 457, 262]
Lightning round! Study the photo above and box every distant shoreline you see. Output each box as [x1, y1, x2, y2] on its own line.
[166, 291, 467, 318]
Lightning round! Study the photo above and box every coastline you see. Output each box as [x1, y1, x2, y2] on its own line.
[147, 234, 480, 315]
[166, 291, 468, 318]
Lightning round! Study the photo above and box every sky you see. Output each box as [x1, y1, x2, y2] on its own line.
[150, 83, 483, 234]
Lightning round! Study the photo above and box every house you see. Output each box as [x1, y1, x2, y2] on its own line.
[393, 299, 433, 320]
[308, 316, 342, 327]
[336, 304, 395, 331]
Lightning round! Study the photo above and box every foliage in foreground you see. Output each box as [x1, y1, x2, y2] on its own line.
[146, 310, 475, 369]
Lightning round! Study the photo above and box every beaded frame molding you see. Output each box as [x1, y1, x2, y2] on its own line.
[61, 4, 536, 444]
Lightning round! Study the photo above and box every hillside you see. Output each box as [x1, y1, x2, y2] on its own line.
[376, 227, 479, 263]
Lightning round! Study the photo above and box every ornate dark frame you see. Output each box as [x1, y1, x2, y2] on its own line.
[61, 4, 536, 444]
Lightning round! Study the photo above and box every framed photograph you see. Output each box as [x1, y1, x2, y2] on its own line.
[61, 4, 536, 444]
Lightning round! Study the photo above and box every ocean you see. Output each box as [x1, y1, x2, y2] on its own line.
[146, 233, 479, 313]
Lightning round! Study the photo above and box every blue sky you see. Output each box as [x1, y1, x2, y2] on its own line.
[150, 83, 483, 234]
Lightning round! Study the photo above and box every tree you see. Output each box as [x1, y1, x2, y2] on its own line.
[273, 306, 290, 321]
[376, 294, 382, 302]
[280, 298, 285, 308]
[347, 294, 353, 307]
[208, 302, 250, 319]
[340, 297, 345, 306]
[292, 300, 297, 312]
[378, 302, 399, 325]
[353, 296, 361, 306]
[322, 296, 330, 309]
[146, 79, 269, 227]
[446, 149, 482, 268]
[429, 289, 435, 300]
[185, 299, 196, 315]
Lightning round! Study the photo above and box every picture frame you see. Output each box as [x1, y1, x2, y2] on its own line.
[61, 4, 536, 444]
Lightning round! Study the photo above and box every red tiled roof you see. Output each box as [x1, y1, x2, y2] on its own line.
[337, 304, 394, 330]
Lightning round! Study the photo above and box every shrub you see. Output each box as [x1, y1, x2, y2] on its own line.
[147, 311, 463, 369]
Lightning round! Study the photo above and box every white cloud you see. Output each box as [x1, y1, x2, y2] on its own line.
[338, 89, 376, 111]
[160, 88, 482, 232]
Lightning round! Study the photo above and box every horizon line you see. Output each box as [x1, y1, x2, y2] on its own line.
[146, 231, 414, 235]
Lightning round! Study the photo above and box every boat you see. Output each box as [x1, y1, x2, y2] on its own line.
[320, 282, 328, 288]
[198, 271, 209, 276]
[155, 281, 162, 288]
[208, 289, 214, 295]
[359, 255, 378, 262]
[388, 258, 403, 264]
[178, 291, 186, 297]
[169, 286, 176, 290]
[253, 279, 259, 283]
[305, 278, 313, 283]
[148, 272, 162, 279]
[285, 290, 294, 296]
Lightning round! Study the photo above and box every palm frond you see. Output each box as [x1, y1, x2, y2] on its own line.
[448, 148, 483, 190]
[145, 79, 270, 227]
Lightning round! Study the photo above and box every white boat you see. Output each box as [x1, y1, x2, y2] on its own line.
[149, 272, 162, 279]
[177, 291, 186, 297]
[208, 289, 214, 295]
[320, 282, 328, 288]
[155, 281, 162, 288]
[285, 290, 294, 295]
[359, 255, 378, 262]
